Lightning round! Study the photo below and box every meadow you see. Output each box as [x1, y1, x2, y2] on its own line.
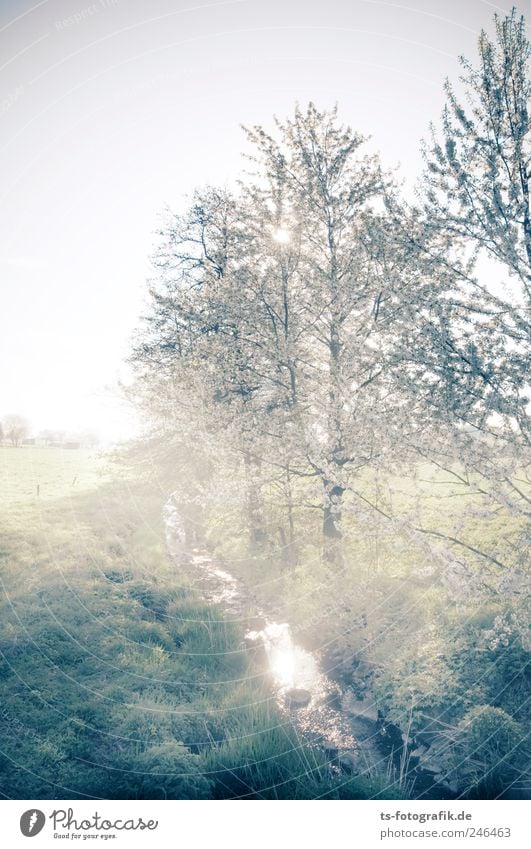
[0, 447, 393, 799]
[0, 446, 106, 505]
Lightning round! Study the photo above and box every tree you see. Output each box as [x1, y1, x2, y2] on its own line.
[418, 8, 530, 442]
[80, 430, 100, 448]
[423, 8, 530, 295]
[133, 106, 409, 563]
[38, 429, 66, 446]
[2, 414, 30, 447]
[242, 107, 388, 561]
[369, 8, 531, 593]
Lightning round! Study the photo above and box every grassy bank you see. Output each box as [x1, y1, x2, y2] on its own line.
[0, 447, 394, 799]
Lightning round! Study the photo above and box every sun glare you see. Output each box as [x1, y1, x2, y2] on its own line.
[269, 643, 295, 688]
[272, 226, 291, 244]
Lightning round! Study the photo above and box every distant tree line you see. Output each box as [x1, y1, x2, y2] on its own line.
[0, 416, 99, 449]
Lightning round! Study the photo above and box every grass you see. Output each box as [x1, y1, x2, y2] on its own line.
[0, 447, 384, 800]
[0, 445, 106, 505]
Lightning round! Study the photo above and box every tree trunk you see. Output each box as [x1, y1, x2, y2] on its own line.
[285, 464, 297, 566]
[322, 479, 344, 565]
[278, 526, 290, 568]
[183, 501, 206, 547]
[244, 452, 267, 550]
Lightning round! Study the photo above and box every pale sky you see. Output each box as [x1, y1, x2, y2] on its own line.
[0, 0, 521, 442]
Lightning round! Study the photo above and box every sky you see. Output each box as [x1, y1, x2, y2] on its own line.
[0, 0, 523, 442]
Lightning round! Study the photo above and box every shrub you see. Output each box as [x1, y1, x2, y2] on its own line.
[451, 705, 527, 797]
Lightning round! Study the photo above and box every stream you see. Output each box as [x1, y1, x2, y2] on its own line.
[164, 502, 456, 799]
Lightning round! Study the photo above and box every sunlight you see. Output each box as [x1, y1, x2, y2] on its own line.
[272, 226, 291, 244]
[269, 643, 295, 688]
[262, 623, 296, 688]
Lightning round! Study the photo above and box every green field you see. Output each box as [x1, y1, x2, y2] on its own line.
[0, 447, 391, 800]
[0, 446, 106, 505]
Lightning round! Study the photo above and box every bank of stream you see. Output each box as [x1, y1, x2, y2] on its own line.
[165, 502, 456, 799]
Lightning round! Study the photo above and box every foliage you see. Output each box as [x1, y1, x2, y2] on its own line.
[423, 9, 530, 294]
[450, 706, 528, 797]
[417, 7, 530, 440]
